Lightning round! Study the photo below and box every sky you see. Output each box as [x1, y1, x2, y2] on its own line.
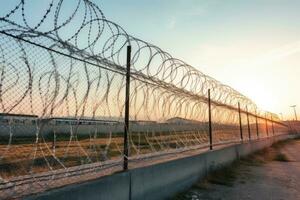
[0, 0, 299, 120]
[97, 0, 300, 120]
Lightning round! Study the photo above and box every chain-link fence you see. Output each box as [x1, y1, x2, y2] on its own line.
[0, 29, 291, 200]
[0, 0, 292, 199]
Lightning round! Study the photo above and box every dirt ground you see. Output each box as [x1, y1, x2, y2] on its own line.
[174, 138, 300, 200]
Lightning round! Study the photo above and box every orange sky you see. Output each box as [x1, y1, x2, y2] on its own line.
[100, 0, 300, 120]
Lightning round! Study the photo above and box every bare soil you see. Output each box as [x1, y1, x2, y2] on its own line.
[174, 138, 300, 200]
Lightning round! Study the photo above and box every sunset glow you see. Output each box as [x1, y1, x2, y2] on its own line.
[99, 0, 300, 120]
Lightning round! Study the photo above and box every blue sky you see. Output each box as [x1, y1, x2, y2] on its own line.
[99, 0, 300, 118]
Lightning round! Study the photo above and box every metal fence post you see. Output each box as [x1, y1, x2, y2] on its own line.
[271, 116, 275, 136]
[246, 106, 251, 141]
[238, 102, 243, 142]
[52, 131, 56, 154]
[123, 45, 131, 171]
[265, 114, 269, 137]
[208, 89, 213, 150]
[255, 112, 259, 139]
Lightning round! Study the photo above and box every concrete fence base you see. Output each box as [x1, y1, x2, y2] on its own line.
[26, 134, 299, 200]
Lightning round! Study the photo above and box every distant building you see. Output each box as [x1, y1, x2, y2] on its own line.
[166, 117, 200, 124]
[0, 113, 38, 124]
[45, 117, 121, 125]
[131, 120, 157, 125]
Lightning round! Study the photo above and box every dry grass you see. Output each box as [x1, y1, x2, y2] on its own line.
[0, 132, 210, 179]
[199, 143, 292, 189]
[0, 137, 124, 179]
[273, 153, 290, 162]
[174, 138, 295, 199]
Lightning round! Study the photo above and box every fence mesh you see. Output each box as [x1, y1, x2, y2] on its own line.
[0, 0, 292, 199]
[0, 32, 129, 199]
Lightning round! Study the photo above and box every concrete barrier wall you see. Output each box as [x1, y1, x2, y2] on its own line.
[26, 134, 299, 200]
[26, 172, 131, 200]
